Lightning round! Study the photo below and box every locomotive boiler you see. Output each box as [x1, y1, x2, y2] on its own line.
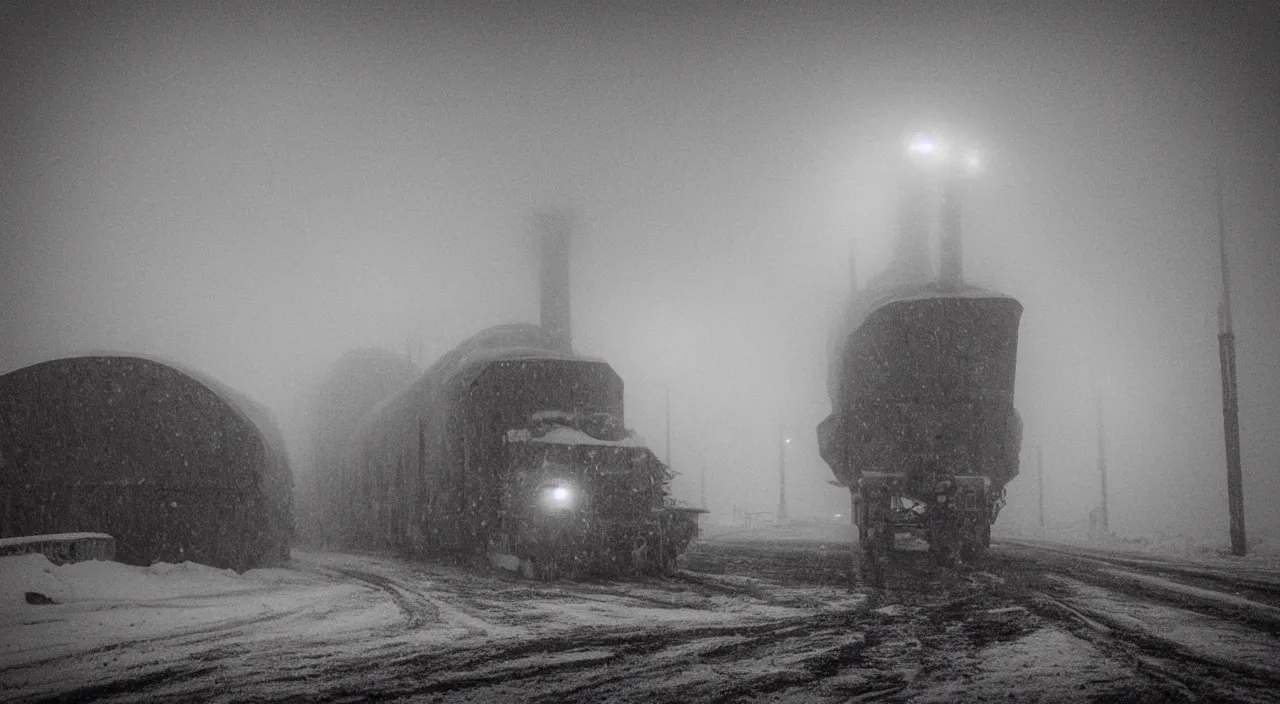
[342, 213, 700, 579]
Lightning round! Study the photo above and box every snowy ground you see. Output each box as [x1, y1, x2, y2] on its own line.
[2, 526, 1279, 702]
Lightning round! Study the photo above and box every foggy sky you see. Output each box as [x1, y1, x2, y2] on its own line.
[3, 1, 1277, 541]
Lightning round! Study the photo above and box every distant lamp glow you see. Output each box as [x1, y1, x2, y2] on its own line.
[907, 135, 939, 157]
[962, 150, 982, 174]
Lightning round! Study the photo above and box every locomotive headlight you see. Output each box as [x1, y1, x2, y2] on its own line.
[539, 483, 578, 512]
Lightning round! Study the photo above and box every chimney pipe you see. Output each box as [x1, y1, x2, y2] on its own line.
[892, 165, 933, 287]
[939, 172, 964, 289]
[537, 210, 573, 354]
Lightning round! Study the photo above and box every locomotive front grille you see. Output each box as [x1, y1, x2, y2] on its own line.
[581, 462, 665, 526]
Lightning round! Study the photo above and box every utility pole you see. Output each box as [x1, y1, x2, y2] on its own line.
[1216, 170, 1248, 556]
[1036, 443, 1046, 539]
[700, 464, 707, 511]
[777, 424, 789, 524]
[664, 385, 672, 468]
[1026, 442, 1045, 538]
[1095, 382, 1109, 534]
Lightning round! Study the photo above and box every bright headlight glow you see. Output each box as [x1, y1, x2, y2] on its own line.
[540, 484, 577, 512]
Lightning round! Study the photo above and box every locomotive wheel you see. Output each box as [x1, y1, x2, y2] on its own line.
[928, 514, 961, 568]
[960, 521, 991, 563]
[858, 484, 892, 587]
[934, 533, 960, 568]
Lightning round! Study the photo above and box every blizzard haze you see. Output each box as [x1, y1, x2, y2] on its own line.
[2, 1, 1278, 544]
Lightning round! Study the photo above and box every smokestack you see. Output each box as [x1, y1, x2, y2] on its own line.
[537, 210, 573, 354]
[895, 168, 933, 285]
[939, 173, 964, 289]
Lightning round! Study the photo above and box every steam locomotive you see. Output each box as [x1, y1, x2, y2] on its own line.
[334, 213, 700, 579]
[819, 162, 1023, 583]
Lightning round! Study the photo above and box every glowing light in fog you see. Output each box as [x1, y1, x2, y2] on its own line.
[907, 135, 939, 156]
[541, 484, 577, 512]
[963, 150, 982, 174]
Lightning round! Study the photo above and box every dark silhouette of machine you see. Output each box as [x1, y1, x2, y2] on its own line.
[819, 159, 1022, 583]
[341, 212, 701, 579]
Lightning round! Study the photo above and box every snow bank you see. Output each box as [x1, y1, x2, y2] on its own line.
[0, 554, 70, 605]
[0, 553, 258, 608]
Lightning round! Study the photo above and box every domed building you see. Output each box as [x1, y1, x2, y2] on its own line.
[0, 355, 292, 571]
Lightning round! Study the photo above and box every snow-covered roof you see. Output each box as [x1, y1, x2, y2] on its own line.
[0, 533, 113, 549]
[428, 324, 606, 394]
[361, 323, 614, 433]
[506, 426, 650, 448]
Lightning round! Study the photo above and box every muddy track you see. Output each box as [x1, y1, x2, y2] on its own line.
[961, 542, 1280, 703]
[688, 536, 1280, 702]
[990, 542, 1280, 633]
[679, 539, 855, 587]
[1029, 590, 1280, 703]
[325, 566, 443, 629]
[259, 595, 995, 703]
[1, 604, 300, 673]
[997, 538, 1280, 605]
[8, 540, 1280, 703]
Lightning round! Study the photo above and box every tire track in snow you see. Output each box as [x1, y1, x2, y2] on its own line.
[993, 541, 1280, 633]
[1028, 589, 1280, 703]
[998, 538, 1280, 604]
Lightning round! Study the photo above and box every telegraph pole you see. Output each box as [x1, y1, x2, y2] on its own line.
[777, 424, 789, 524]
[700, 464, 708, 511]
[1216, 170, 1247, 555]
[664, 385, 672, 468]
[1030, 443, 1045, 539]
[1095, 382, 1109, 534]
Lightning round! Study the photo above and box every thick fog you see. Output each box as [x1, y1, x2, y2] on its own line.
[2, 1, 1277, 543]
